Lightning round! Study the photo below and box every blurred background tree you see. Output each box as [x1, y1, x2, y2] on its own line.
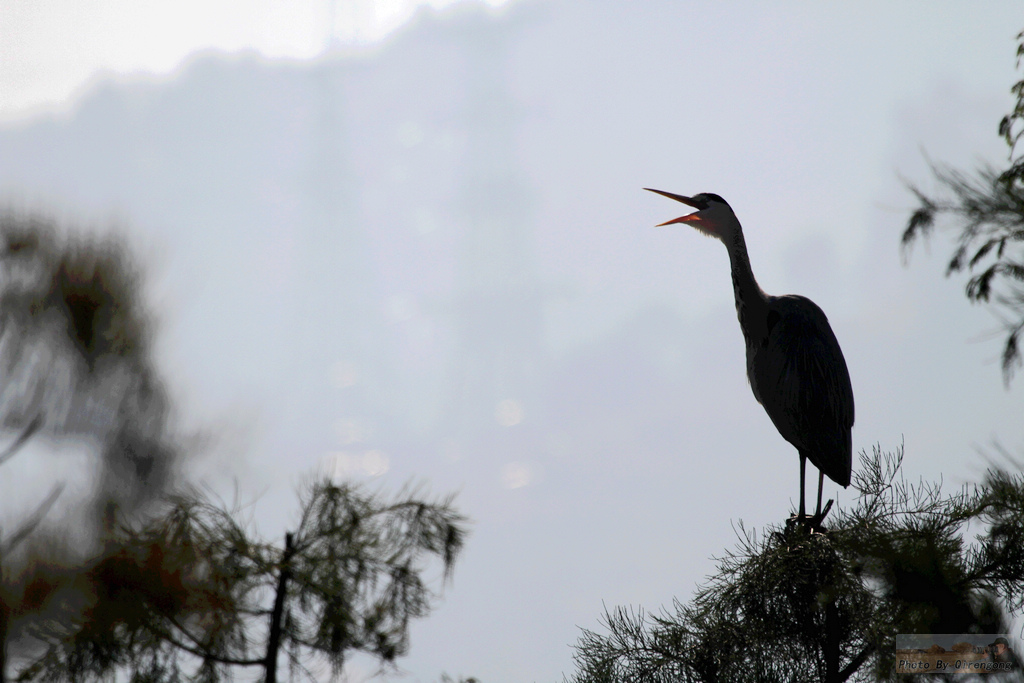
[0, 213, 468, 682]
[0, 212, 179, 681]
[902, 30, 1024, 384]
[17, 479, 466, 683]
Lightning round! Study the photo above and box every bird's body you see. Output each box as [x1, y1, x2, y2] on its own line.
[646, 189, 854, 523]
[744, 294, 853, 488]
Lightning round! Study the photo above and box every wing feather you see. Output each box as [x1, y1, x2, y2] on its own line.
[750, 296, 854, 486]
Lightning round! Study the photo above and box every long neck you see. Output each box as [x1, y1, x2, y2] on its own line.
[723, 226, 768, 337]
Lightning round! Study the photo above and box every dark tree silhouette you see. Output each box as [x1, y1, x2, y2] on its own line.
[569, 446, 1024, 683]
[902, 30, 1024, 384]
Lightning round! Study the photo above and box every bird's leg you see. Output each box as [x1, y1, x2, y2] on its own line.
[806, 471, 838, 532]
[815, 471, 824, 519]
[798, 453, 807, 520]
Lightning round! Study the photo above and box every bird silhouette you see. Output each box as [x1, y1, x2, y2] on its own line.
[646, 188, 854, 526]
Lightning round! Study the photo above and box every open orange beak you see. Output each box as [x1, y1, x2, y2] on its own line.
[644, 188, 704, 226]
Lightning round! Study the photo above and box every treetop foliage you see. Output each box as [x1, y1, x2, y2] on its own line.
[571, 446, 1024, 682]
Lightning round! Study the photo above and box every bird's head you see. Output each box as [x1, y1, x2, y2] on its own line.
[644, 189, 739, 242]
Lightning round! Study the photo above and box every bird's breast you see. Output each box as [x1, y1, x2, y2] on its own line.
[738, 309, 772, 403]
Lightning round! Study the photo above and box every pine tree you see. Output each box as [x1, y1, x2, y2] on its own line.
[570, 446, 1024, 683]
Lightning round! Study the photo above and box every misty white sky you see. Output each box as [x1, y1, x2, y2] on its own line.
[0, 0, 509, 120]
[2, 2, 1024, 682]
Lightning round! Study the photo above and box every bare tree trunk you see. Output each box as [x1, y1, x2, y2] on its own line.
[264, 532, 295, 683]
[825, 598, 839, 683]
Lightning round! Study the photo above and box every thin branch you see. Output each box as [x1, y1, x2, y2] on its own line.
[150, 624, 265, 668]
[838, 644, 874, 682]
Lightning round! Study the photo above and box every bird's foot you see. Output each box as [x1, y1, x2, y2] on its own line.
[785, 499, 834, 534]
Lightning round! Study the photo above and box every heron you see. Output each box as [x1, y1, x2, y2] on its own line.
[645, 189, 854, 526]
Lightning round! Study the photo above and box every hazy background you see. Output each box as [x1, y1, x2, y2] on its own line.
[1, 1, 1023, 681]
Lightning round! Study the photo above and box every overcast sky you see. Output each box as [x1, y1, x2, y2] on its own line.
[2, 2, 1024, 682]
[0, 0, 509, 120]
